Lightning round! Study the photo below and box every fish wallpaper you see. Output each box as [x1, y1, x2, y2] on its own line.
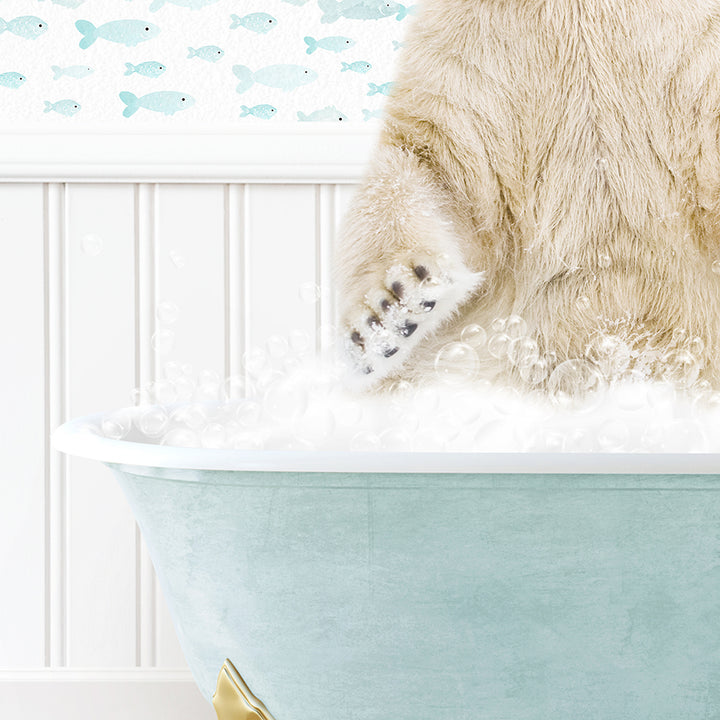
[0, 0, 414, 126]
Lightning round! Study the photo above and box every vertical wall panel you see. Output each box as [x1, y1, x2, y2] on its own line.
[154, 183, 226, 668]
[155, 184, 226, 379]
[245, 184, 318, 354]
[0, 184, 46, 667]
[65, 184, 137, 667]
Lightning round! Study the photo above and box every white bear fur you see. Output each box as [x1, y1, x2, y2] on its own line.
[335, 0, 720, 391]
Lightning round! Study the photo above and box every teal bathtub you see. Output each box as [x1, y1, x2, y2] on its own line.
[54, 411, 720, 719]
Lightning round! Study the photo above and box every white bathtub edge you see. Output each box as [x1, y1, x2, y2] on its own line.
[51, 410, 720, 475]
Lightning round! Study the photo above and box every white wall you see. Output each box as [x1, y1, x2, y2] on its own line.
[0, 128, 373, 719]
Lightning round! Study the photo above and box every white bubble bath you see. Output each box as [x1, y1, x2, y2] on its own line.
[75, 345, 720, 455]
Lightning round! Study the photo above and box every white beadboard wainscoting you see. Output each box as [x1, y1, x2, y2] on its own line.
[0, 128, 375, 719]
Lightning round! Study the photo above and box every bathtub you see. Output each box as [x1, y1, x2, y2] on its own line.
[54, 409, 720, 720]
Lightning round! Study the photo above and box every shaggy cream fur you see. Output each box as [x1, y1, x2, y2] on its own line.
[335, 0, 720, 391]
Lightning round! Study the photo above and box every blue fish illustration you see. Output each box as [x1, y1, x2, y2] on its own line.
[318, 0, 409, 23]
[75, 19, 160, 49]
[0, 16, 48, 40]
[52, 65, 94, 80]
[392, 40, 405, 51]
[367, 81, 395, 96]
[230, 13, 277, 33]
[149, 0, 220, 10]
[240, 104, 277, 120]
[119, 90, 194, 117]
[232, 64, 317, 93]
[304, 35, 354, 54]
[0, 72, 26, 89]
[187, 45, 224, 62]
[362, 108, 383, 121]
[124, 61, 165, 77]
[341, 60, 372, 73]
[297, 105, 347, 122]
[44, 99, 81, 116]
[39, 0, 84, 7]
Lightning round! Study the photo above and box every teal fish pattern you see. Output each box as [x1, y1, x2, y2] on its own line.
[187, 45, 224, 62]
[52, 65, 94, 80]
[120, 90, 195, 117]
[240, 104, 277, 119]
[0, 1, 411, 124]
[75, 19, 160, 49]
[44, 98, 81, 116]
[0, 72, 26, 89]
[124, 62, 166, 78]
[233, 64, 318, 93]
[297, 105, 347, 121]
[304, 35, 355, 54]
[0, 16, 48, 40]
[230, 13, 277, 33]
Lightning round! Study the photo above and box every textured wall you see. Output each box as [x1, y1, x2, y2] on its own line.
[0, 0, 413, 127]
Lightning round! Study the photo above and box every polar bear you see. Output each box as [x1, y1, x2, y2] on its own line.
[335, 0, 720, 392]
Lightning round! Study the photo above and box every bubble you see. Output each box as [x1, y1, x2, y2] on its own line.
[161, 428, 199, 448]
[130, 387, 150, 407]
[505, 315, 528, 339]
[298, 281, 321, 304]
[101, 410, 131, 440]
[350, 431, 381, 451]
[201, 422, 226, 449]
[433, 342, 480, 384]
[460, 324, 487, 349]
[163, 361, 184, 382]
[389, 379, 413, 396]
[294, 406, 335, 444]
[266, 335, 289, 360]
[662, 349, 700, 388]
[566, 427, 594, 452]
[151, 329, 175, 355]
[413, 385, 441, 412]
[490, 317, 506, 333]
[614, 376, 649, 411]
[244, 347, 268, 377]
[671, 328, 687, 347]
[169, 249, 186, 269]
[597, 420, 629, 451]
[138, 406, 169, 438]
[152, 378, 178, 405]
[663, 420, 705, 452]
[487, 333, 511, 359]
[598, 252, 612, 268]
[688, 336, 705, 356]
[519, 356, 550, 385]
[235, 399, 262, 428]
[290, 330, 311, 355]
[223, 374, 249, 401]
[712, 259, 720, 275]
[156, 301, 179, 326]
[171, 403, 207, 430]
[174, 375, 195, 401]
[508, 336, 539, 367]
[81, 233, 103, 257]
[264, 378, 308, 421]
[547, 359, 605, 409]
[576, 295, 591, 311]
[379, 428, 413, 449]
[231, 432, 264, 450]
[585, 333, 631, 379]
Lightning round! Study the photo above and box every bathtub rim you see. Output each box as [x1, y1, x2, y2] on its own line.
[53, 409, 720, 474]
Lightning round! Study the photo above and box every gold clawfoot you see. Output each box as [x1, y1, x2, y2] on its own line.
[212, 659, 277, 720]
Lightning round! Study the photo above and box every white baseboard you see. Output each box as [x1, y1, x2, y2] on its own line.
[0, 670, 215, 720]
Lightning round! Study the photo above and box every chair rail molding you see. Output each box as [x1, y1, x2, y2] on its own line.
[0, 125, 379, 183]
